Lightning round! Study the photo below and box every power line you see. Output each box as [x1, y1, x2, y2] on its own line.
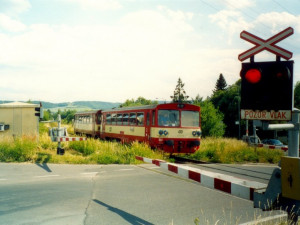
[272, 0, 295, 15]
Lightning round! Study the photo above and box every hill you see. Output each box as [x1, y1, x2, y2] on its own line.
[1, 100, 121, 112]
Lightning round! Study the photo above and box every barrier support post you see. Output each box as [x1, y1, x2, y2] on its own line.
[288, 109, 300, 157]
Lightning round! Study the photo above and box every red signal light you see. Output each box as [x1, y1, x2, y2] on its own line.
[276, 72, 283, 78]
[245, 69, 261, 84]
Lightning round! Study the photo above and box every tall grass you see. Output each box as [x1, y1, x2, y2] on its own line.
[0, 136, 37, 162]
[189, 137, 283, 164]
[0, 132, 164, 164]
[68, 139, 161, 164]
[0, 123, 284, 164]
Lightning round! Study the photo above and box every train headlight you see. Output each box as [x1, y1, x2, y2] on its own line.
[164, 130, 168, 136]
[197, 131, 202, 136]
[159, 130, 164, 135]
[192, 131, 196, 136]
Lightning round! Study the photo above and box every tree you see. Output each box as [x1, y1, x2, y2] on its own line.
[294, 81, 300, 109]
[42, 109, 53, 121]
[193, 98, 225, 137]
[53, 109, 76, 124]
[120, 97, 158, 107]
[170, 77, 189, 103]
[214, 73, 227, 92]
[192, 94, 203, 105]
[210, 80, 240, 137]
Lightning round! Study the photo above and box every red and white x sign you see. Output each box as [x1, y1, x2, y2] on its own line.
[238, 27, 294, 61]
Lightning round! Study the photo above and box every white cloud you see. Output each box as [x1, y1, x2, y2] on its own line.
[64, 0, 122, 11]
[0, 13, 26, 32]
[0, 7, 203, 102]
[254, 12, 300, 34]
[209, 10, 253, 44]
[224, 0, 255, 9]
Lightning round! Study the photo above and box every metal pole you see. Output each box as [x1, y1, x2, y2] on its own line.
[246, 120, 249, 136]
[288, 109, 300, 157]
[57, 114, 62, 155]
[238, 98, 241, 140]
[253, 124, 257, 143]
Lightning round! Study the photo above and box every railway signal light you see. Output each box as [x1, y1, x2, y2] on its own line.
[35, 102, 44, 119]
[240, 61, 293, 111]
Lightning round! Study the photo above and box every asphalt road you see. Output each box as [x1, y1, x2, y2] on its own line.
[0, 163, 286, 225]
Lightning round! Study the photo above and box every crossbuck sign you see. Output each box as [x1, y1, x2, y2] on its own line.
[238, 27, 294, 61]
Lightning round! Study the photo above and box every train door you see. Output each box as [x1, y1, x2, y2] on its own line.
[100, 114, 104, 138]
[145, 111, 151, 141]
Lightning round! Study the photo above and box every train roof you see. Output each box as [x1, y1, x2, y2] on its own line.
[102, 104, 157, 112]
[102, 103, 199, 113]
[74, 103, 200, 115]
[74, 110, 102, 115]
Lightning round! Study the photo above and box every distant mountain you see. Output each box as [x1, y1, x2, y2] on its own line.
[0, 100, 121, 112]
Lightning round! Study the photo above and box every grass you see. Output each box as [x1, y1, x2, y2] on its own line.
[0, 123, 284, 165]
[188, 137, 284, 164]
[0, 132, 164, 164]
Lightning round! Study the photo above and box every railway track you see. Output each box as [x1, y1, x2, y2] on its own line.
[171, 156, 277, 184]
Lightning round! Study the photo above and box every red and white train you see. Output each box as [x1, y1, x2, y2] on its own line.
[74, 103, 201, 154]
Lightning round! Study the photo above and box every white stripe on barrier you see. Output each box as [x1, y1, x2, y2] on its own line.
[178, 167, 189, 179]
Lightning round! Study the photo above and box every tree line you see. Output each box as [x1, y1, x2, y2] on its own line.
[42, 74, 300, 139]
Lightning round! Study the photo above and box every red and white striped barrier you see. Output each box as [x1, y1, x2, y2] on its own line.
[256, 143, 288, 151]
[136, 156, 267, 201]
[255, 143, 300, 154]
[55, 137, 87, 142]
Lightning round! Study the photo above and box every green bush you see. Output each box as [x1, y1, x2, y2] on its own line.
[189, 137, 283, 164]
[0, 137, 37, 162]
[69, 139, 97, 156]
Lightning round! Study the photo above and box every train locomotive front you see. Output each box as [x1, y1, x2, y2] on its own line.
[149, 103, 201, 154]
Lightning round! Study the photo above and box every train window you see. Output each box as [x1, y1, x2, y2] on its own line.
[137, 113, 144, 126]
[147, 112, 150, 126]
[123, 113, 129, 125]
[111, 114, 117, 124]
[158, 110, 179, 127]
[117, 114, 122, 125]
[106, 114, 111, 124]
[129, 113, 136, 125]
[152, 110, 156, 125]
[181, 111, 200, 127]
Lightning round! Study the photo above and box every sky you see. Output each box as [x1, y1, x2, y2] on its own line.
[1, 0, 300, 103]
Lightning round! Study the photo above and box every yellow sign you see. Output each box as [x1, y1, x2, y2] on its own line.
[281, 156, 300, 200]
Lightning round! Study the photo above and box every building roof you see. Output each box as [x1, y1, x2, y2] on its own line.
[0, 102, 39, 108]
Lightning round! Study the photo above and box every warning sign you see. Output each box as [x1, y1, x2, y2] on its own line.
[241, 109, 291, 121]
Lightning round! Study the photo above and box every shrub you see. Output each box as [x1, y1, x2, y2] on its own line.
[0, 136, 37, 162]
[189, 137, 283, 164]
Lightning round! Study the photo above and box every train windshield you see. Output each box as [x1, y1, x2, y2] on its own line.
[181, 111, 199, 127]
[158, 110, 179, 127]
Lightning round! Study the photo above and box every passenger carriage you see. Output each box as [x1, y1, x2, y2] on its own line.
[74, 110, 102, 138]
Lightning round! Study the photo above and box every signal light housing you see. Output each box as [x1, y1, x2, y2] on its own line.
[35, 102, 44, 119]
[240, 61, 293, 111]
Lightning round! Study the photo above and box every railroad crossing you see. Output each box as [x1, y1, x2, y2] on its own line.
[239, 27, 300, 223]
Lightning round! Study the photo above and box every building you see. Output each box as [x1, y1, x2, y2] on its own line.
[0, 102, 40, 138]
